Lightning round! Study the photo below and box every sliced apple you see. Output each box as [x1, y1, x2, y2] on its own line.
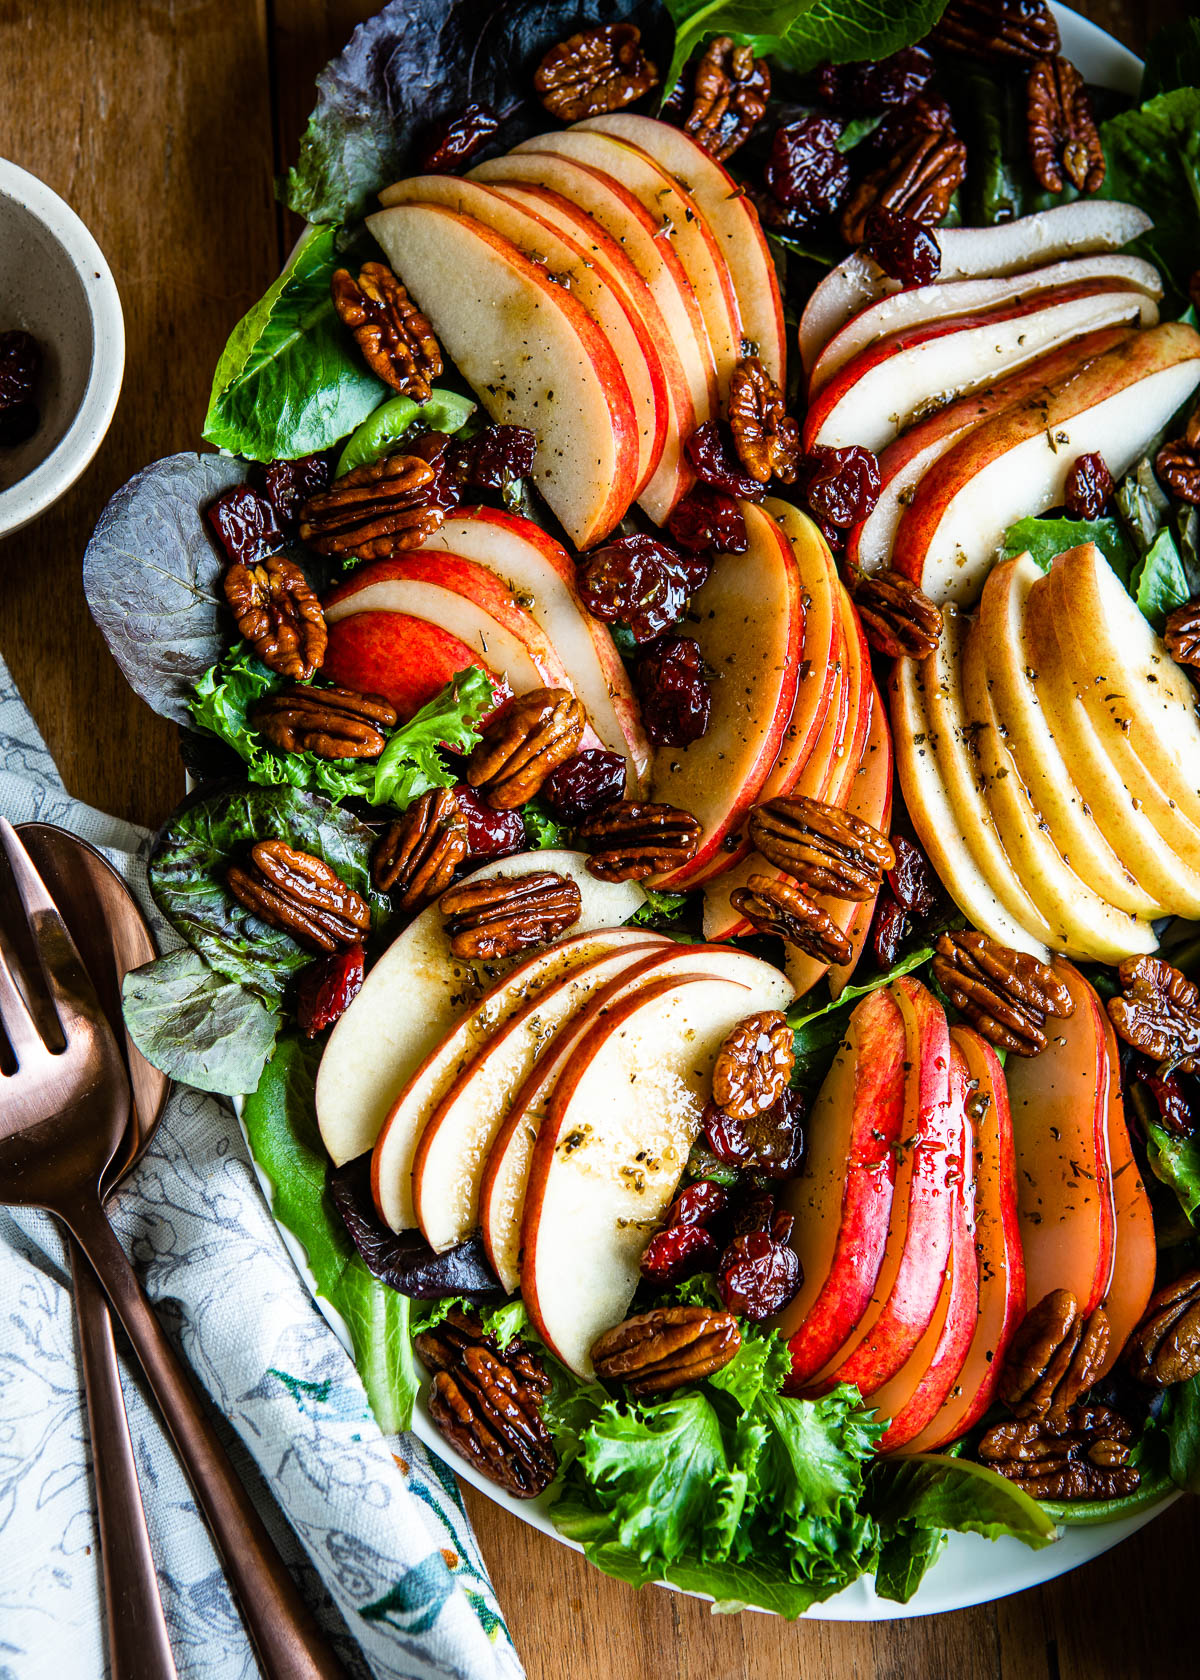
[573, 112, 786, 383]
[777, 983, 909, 1386]
[648, 502, 804, 887]
[802, 281, 1156, 453]
[891, 322, 1200, 603]
[315, 850, 645, 1167]
[322, 610, 510, 719]
[798, 200, 1154, 371]
[366, 202, 639, 548]
[1096, 1013, 1156, 1380]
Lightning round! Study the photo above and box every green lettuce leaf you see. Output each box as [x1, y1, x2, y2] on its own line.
[1101, 86, 1200, 314]
[707, 1323, 793, 1414]
[868, 1454, 1058, 1548]
[335, 389, 477, 477]
[785, 946, 934, 1095]
[1116, 456, 1173, 556]
[874, 1523, 948, 1605]
[521, 798, 572, 851]
[629, 887, 690, 928]
[753, 1387, 885, 1576]
[203, 225, 385, 461]
[1145, 1119, 1200, 1223]
[1164, 1374, 1200, 1492]
[1001, 515, 1137, 586]
[1141, 18, 1200, 100]
[121, 948, 279, 1097]
[242, 1034, 419, 1432]
[1132, 526, 1200, 630]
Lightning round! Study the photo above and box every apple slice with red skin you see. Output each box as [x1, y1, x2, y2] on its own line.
[802, 280, 1156, 453]
[1004, 960, 1116, 1317]
[425, 506, 651, 793]
[904, 1026, 1026, 1453]
[322, 611, 511, 721]
[480, 943, 795, 1292]
[648, 502, 804, 888]
[366, 202, 639, 548]
[798, 199, 1153, 372]
[891, 322, 1200, 604]
[776, 983, 909, 1388]
[1095, 1012, 1156, 1380]
[572, 112, 786, 384]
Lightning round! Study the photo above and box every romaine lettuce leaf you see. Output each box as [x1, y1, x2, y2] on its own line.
[1001, 515, 1137, 586]
[868, 1453, 1058, 1548]
[1145, 1119, 1200, 1223]
[1101, 86, 1200, 314]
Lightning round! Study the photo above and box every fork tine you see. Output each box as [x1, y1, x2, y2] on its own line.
[0, 818, 107, 1043]
[0, 925, 49, 1067]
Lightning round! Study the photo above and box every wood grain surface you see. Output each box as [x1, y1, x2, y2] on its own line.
[1, 3, 1197, 1675]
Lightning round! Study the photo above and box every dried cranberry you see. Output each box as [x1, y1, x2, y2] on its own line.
[870, 888, 908, 967]
[741, 1088, 806, 1180]
[0, 402, 39, 447]
[764, 114, 850, 222]
[666, 485, 748, 553]
[453, 782, 527, 860]
[450, 424, 537, 491]
[802, 445, 881, 531]
[666, 1180, 728, 1229]
[258, 454, 331, 535]
[1132, 1054, 1196, 1138]
[888, 832, 939, 917]
[541, 748, 626, 823]
[296, 944, 365, 1037]
[636, 635, 712, 747]
[205, 483, 285, 568]
[0, 329, 40, 408]
[419, 102, 501, 174]
[684, 422, 765, 501]
[640, 1221, 717, 1284]
[817, 47, 935, 114]
[1064, 452, 1114, 520]
[407, 432, 465, 511]
[717, 1226, 801, 1319]
[577, 534, 691, 644]
[863, 206, 941, 287]
[703, 1101, 754, 1166]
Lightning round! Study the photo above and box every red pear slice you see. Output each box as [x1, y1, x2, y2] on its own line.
[1096, 1012, 1156, 1379]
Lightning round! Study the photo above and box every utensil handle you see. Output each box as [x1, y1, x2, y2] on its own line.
[62, 1196, 347, 1680]
[71, 1239, 179, 1680]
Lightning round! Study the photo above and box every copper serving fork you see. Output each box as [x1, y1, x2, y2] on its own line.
[0, 818, 346, 1680]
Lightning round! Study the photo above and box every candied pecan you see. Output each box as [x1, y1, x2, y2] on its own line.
[227, 840, 371, 953]
[932, 932, 1075, 1057]
[223, 554, 326, 681]
[419, 102, 501, 174]
[713, 1010, 795, 1121]
[930, 0, 1060, 62]
[849, 566, 943, 658]
[331, 262, 442, 401]
[440, 870, 581, 961]
[534, 24, 658, 123]
[1000, 1290, 1110, 1418]
[465, 688, 585, 809]
[749, 795, 895, 902]
[1027, 57, 1105, 195]
[1127, 1270, 1200, 1387]
[298, 452, 443, 559]
[728, 356, 801, 485]
[839, 127, 967, 246]
[592, 1306, 741, 1396]
[424, 1337, 556, 1498]
[415, 1307, 550, 1394]
[253, 684, 397, 760]
[978, 1405, 1138, 1501]
[683, 36, 770, 163]
[1156, 406, 1200, 508]
[577, 799, 701, 882]
[1108, 955, 1200, 1074]
[373, 787, 469, 912]
[1165, 600, 1200, 669]
[730, 874, 853, 965]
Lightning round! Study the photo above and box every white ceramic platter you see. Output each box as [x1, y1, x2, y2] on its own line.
[238, 1, 1177, 1620]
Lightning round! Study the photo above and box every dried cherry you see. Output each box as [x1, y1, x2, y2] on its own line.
[888, 832, 939, 917]
[703, 1102, 754, 1167]
[258, 454, 331, 535]
[205, 483, 285, 568]
[702, 1094, 804, 1179]
[296, 944, 365, 1037]
[453, 782, 527, 860]
[684, 422, 766, 501]
[407, 432, 465, 511]
[636, 635, 712, 747]
[870, 886, 909, 967]
[802, 445, 881, 530]
[640, 1221, 717, 1284]
[666, 485, 748, 553]
[1132, 1054, 1196, 1139]
[0, 329, 40, 408]
[419, 102, 501, 174]
[764, 114, 850, 221]
[863, 206, 941, 286]
[717, 1223, 801, 1319]
[540, 748, 626, 823]
[665, 1180, 728, 1229]
[577, 534, 693, 643]
[450, 424, 537, 491]
[1064, 452, 1114, 520]
[816, 47, 935, 114]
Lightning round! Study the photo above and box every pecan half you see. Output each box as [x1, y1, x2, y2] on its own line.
[839, 127, 967, 247]
[1027, 57, 1105, 194]
[534, 24, 658, 123]
[1165, 600, 1200, 669]
[749, 795, 895, 902]
[712, 1010, 795, 1121]
[331, 262, 442, 402]
[849, 568, 943, 659]
[373, 787, 469, 912]
[932, 932, 1075, 1057]
[253, 684, 397, 760]
[577, 799, 701, 882]
[1155, 405, 1200, 508]
[591, 1306, 741, 1396]
[223, 554, 326, 681]
[930, 0, 1060, 62]
[977, 1405, 1138, 1501]
[727, 356, 800, 485]
[226, 840, 371, 953]
[439, 870, 581, 960]
[1000, 1290, 1110, 1418]
[414, 1306, 550, 1396]
[298, 453, 443, 560]
[1108, 955, 1200, 1074]
[1127, 1270, 1200, 1387]
[683, 36, 770, 163]
[729, 873, 853, 965]
[465, 688, 585, 809]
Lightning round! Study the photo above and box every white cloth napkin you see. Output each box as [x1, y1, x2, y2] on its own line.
[0, 654, 525, 1680]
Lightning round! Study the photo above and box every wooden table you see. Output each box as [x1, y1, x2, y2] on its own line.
[2, 3, 1197, 1675]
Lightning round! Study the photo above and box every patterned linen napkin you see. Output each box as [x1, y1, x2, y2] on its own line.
[0, 653, 525, 1680]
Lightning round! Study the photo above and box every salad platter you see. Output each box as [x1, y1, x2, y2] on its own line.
[78, 0, 1200, 1624]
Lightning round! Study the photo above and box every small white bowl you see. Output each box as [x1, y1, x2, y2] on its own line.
[0, 157, 124, 536]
